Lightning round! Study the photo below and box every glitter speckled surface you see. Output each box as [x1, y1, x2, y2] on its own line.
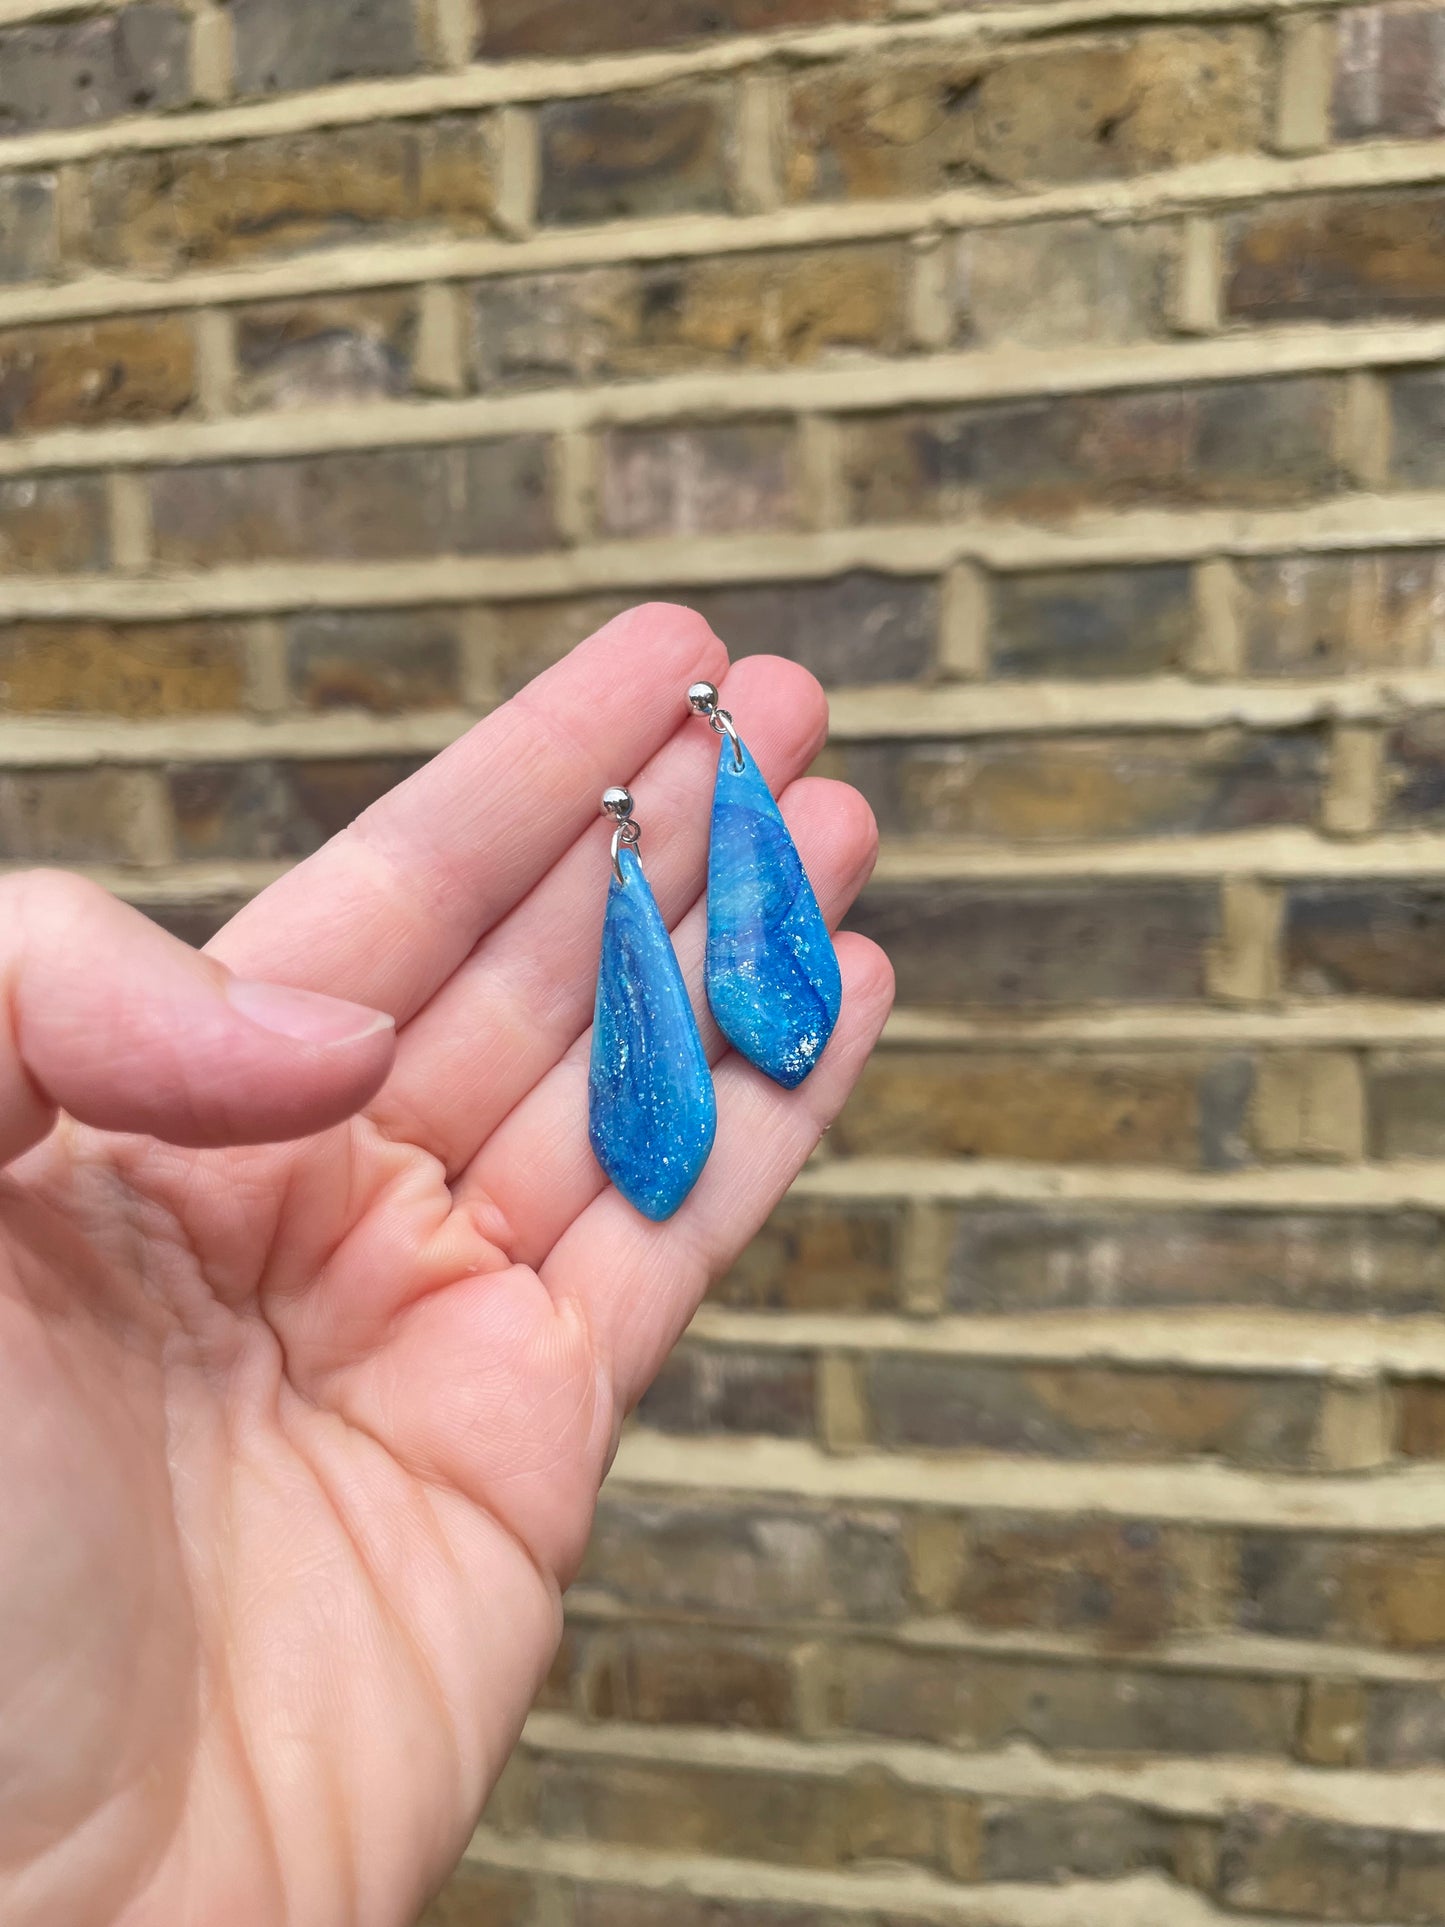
[588, 844, 717, 1221]
[706, 735, 843, 1089]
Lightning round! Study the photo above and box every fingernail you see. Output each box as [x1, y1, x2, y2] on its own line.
[225, 978, 395, 1046]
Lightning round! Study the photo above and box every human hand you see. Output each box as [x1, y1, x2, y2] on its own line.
[0, 609, 892, 1927]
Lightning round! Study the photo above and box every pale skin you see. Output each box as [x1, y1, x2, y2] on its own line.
[0, 608, 893, 1927]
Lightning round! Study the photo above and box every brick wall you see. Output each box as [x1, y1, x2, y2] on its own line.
[7, 0, 1445, 1918]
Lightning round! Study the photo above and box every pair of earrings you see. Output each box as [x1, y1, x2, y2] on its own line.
[588, 681, 843, 1222]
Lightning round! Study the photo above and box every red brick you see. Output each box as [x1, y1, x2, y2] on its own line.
[1226, 190, 1445, 322]
[946, 1206, 1445, 1316]
[0, 10, 189, 138]
[848, 881, 1220, 1007]
[843, 379, 1345, 524]
[235, 294, 417, 411]
[990, 564, 1195, 679]
[712, 1199, 904, 1314]
[1334, 4, 1445, 141]
[837, 730, 1324, 841]
[537, 88, 730, 227]
[481, 0, 878, 59]
[149, 440, 554, 566]
[786, 30, 1268, 198]
[0, 475, 109, 574]
[1285, 882, 1445, 999]
[229, 0, 419, 97]
[0, 315, 195, 436]
[600, 422, 802, 539]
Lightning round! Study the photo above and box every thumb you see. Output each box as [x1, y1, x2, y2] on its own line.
[0, 870, 396, 1166]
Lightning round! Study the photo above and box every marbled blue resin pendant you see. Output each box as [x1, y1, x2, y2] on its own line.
[691, 688, 843, 1089]
[588, 793, 716, 1221]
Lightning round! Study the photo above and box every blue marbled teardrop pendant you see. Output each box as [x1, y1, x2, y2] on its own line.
[706, 736, 843, 1089]
[589, 845, 717, 1221]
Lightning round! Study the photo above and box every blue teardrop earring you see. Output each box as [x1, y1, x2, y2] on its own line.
[688, 682, 843, 1089]
[588, 784, 717, 1221]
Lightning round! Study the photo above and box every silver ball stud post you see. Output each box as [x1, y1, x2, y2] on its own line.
[687, 681, 720, 715]
[601, 785, 634, 820]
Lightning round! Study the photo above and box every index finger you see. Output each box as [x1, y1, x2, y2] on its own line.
[207, 604, 728, 1022]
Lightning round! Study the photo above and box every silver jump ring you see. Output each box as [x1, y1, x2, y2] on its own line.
[610, 816, 641, 884]
[690, 687, 745, 772]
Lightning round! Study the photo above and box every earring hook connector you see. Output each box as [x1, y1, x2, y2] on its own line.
[687, 681, 745, 772]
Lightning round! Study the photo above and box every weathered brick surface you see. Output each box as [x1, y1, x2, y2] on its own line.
[688, 576, 937, 684]
[80, 121, 499, 274]
[1334, 4, 1445, 141]
[833, 1645, 1301, 1756]
[946, 1514, 1215, 1644]
[0, 317, 196, 437]
[0, 623, 245, 718]
[1238, 1531, 1445, 1648]
[168, 756, 425, 859]
[1219, 1807, 1395, 1918]
[235, 295, 418, 411]
[1368, 1054, 1445, 1158]
[638, 1345, 816, 1439]
[286, 610, 463, 712]
[1388, 370, 1445, 488]
[959, 220, 1178, 348]
[786, 31, 1268, 199]
[0, 176, 58, 285]
[584, 1626, 799, 1731]
[843, 379, 1345, 524]
[833, 1049, 1256, 1167]
[0, 477, 109, 575]
[848, 882, 1220, 1007]
[835, 730, 1324, 841]
[516, 1749, 970, 1875]
[537, 90, 731, 227]
[0, 10, 190, 139]
[600, 423, 802, 538]
[862, 1355, 1323, 1467]
[945, 1207, 1445, 1315]
[982, 1796, 1177, 1882]
[0, 769, 158, 864]
[149, 441, 554, 565]
[1285, 883, 1445, 999]
[581, 1497, 909, 1623]
[229, 0, 420, 97]
[712, 1200, 904, 1314]
[474, 245, 912, 387]
[989, 565, 1196, 678]
[1226, 191, 1445, 321]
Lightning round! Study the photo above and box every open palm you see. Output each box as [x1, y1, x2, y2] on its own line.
[0, 609, 892, 1927]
